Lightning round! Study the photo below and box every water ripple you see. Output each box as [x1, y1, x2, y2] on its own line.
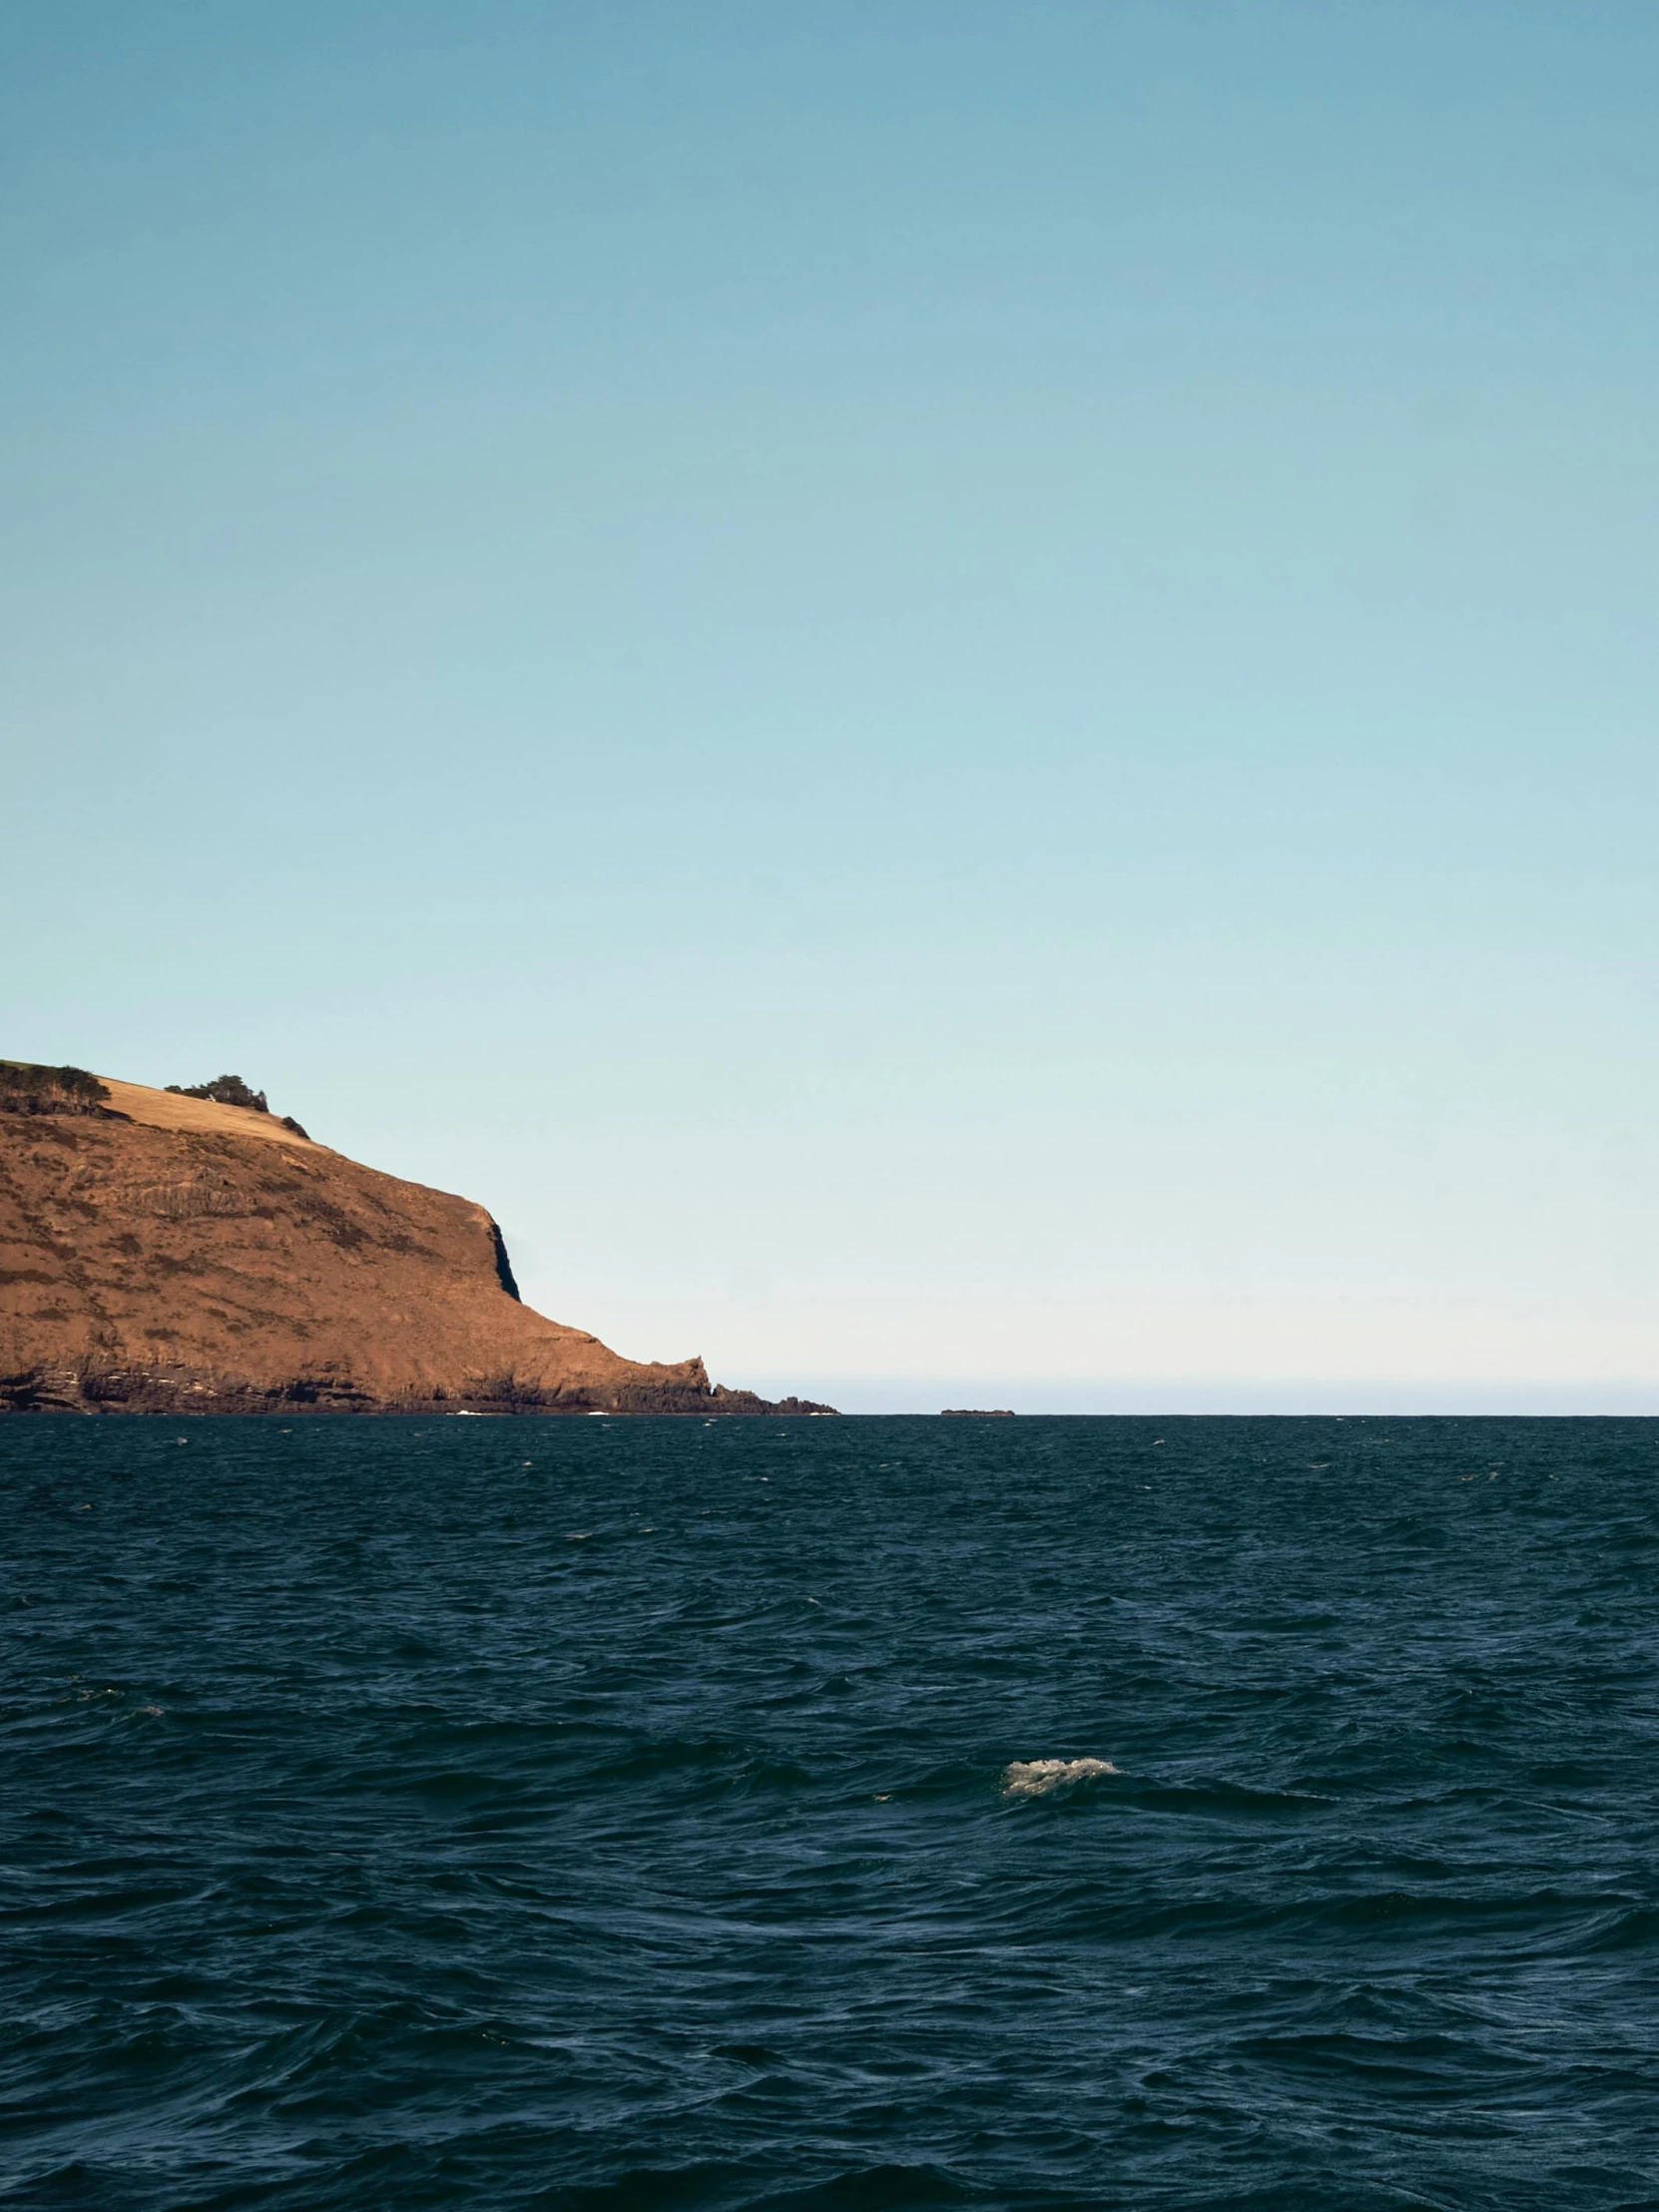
[5, 1415, 1659, 2207]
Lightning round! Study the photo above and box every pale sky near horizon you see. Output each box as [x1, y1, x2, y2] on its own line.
[6, 2, 1659, 1410]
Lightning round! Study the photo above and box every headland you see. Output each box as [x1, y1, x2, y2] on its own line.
[0, 1061, 832, 1417]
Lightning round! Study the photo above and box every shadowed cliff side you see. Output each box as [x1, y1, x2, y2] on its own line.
[0, 1066, 833, 1416]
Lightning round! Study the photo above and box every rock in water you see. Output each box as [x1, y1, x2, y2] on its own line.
[1001, 1758, 1118, 1797]
[0, 1066, 830, 1417]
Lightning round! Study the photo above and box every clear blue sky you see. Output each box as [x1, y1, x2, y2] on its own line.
[6, 2, 1659, 1408]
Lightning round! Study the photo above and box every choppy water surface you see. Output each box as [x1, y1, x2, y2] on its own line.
[5, 1416, 1659, 2209]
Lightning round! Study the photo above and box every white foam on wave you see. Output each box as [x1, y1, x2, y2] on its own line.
[1001, 1757, 1118, 1797]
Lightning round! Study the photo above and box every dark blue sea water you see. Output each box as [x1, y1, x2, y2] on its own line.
[5, 1416, 1659, 2210]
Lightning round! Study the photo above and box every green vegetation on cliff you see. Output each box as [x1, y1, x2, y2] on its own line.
[166, 1074, 308, 1139]
[0, 1061, 111, 1115]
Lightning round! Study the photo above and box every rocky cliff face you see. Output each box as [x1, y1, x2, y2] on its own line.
[0, 1067, 830, 1417]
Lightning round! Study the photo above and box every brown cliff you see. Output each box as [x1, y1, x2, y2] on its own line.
[0, 1064, 831, 1417]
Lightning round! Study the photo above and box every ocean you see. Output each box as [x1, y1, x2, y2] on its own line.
[4, 1415, 1659, 2209]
